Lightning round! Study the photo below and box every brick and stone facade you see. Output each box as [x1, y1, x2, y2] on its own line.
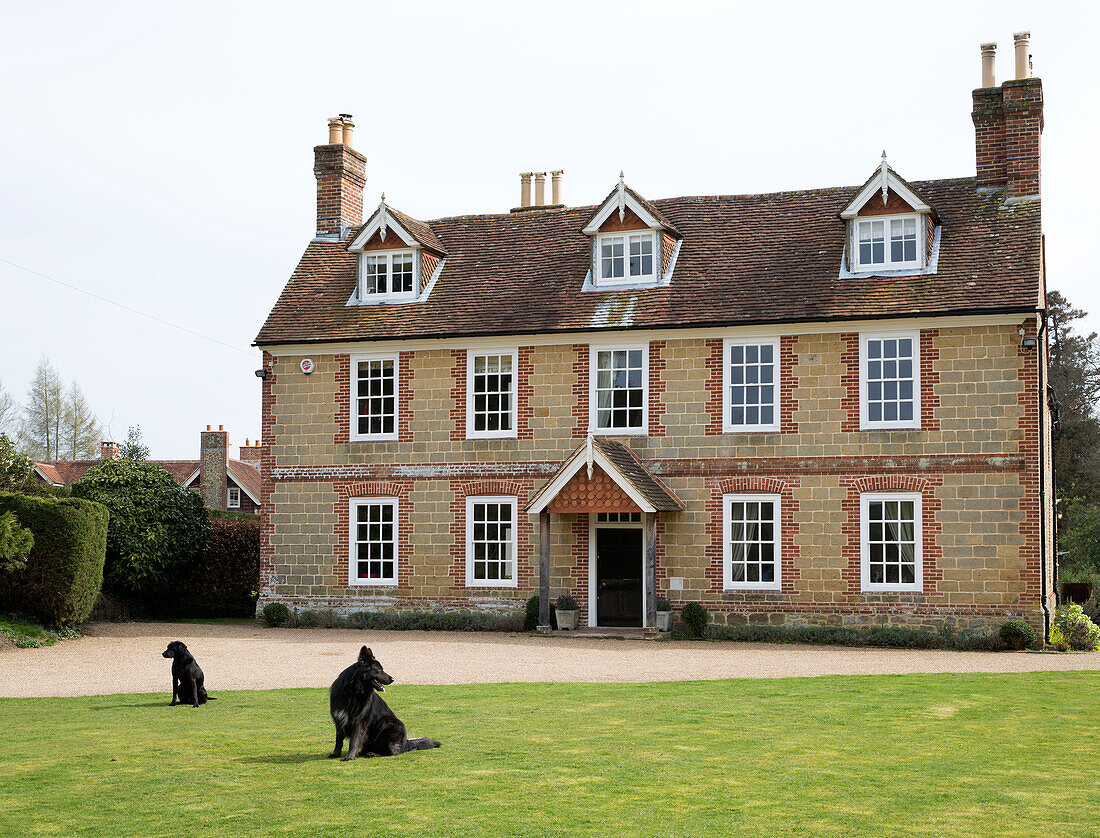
[257, 59, 1054, 636]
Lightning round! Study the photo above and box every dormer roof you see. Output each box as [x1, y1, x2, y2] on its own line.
[349, 199, 447, 255]
[840, 156, 940, 222]
[582, 176, 682, 238]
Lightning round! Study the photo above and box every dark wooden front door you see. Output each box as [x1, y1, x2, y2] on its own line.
[595, 528, 643, 627]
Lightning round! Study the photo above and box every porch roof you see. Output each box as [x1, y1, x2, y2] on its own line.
[525, 436, 685, 514]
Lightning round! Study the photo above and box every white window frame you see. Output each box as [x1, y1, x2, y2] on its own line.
[852, 214, 923, 272]
[595, 231, 658, 286]
[348, 497, 399, 587]
[723, 493, 782, 591]
[227, 487, 241, 509]
[350, 352, 400, 442]
[465, 348, 518, 440]
[589, 343, 649, 436]
[722, 338, 781, 433]
[859, 331, 921, 431]
[358, 249, 418, 301]
[860, 492, 923, 593]
[464, 495, 519, 588]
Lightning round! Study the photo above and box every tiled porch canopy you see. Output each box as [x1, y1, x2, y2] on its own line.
[526, 437, 685, 630]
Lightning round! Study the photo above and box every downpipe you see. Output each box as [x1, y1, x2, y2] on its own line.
[1037, 311, 1051, 643]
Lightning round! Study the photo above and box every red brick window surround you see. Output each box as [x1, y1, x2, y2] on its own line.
[571, 344, 589, 438]
[452, 348, 532, 441]
[333, 480, 413, 591]
[839, 474, 943, 598]
[703, 476, 801, 595]
[345, 352, 404, 442]
[845, 329, 937, 433]
[447, 480, 533, 591]
[706, 337, 796, 435]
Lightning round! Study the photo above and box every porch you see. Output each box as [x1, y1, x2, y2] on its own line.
[526, 436, 685, 632]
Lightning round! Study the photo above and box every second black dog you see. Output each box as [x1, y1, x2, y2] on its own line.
[329, 646, 440, 760]
[162, 640, 214, 707]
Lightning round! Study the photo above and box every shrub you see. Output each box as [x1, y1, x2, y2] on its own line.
[0, 434, 40, 495]
[0, 491, 108, 625]
[176, 515, 259, 616]
[556, 594, 578, 611]
[1050, 603, 1100, 652]
[999, 619, 1038, 651]
[72, 459, 210, 603]
[1083, 594, 1100, 626]
[261, 602, 292, 627]
[705, 622, 1005, 651]
[0, 509, 34, 573]
[655, 597, 671, 612]
[681, 602, 708, 638]
[523, 595, 557, 630]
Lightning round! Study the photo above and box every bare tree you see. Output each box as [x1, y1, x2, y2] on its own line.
[61, 381, 102, 460]
[0, 380, 16, 436]
[18, 356, 65, 460]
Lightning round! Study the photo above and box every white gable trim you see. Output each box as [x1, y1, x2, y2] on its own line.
[582, 190, 664, 236]
[227, 472, 261, 506]
[182, 469, 201, 488]
[526, 442, 656, 514]
[32, 465, 63, 487]
[840, 169, 931, 219]
[348, 210, 419, 251]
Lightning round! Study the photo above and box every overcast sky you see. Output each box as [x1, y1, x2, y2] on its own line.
[1, 1, 1096, 459]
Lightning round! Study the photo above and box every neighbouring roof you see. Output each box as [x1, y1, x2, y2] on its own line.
[255, 176, 1041, 347]
[33, 458, 261, 498]
[226, 460, 261, 504]
[526, 436, 685, 514]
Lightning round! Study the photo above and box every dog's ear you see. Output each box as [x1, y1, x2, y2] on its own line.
[358, 645, 373, 662]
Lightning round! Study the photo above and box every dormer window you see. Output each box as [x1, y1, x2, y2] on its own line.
[855, 215, 920, 271]
[360, 251, 416, 300]
[598, 232, 656, 285]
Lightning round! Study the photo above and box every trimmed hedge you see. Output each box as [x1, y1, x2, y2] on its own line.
[701, 622, 1007, 651]
[264, 606, 523, 632]
[176, 516, 259, 616]
[0, 491, 108, 625]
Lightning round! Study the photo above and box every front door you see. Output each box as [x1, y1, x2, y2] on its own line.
[595, 528, 643, 627]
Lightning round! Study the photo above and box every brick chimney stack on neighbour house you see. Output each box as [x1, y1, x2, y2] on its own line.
[972, 34, 1043, 199]
[314, 115, 366, 239]
[239, 439, 263, 470]
[199, 425, 229, 510]
[100, 441, 120, 460]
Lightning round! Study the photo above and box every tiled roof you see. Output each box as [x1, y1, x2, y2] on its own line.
[382, 206, 447, 255]
[226, 460, 261, 503]
[592, 438, 685, 512]
[255, 177, 1041, 346]
[34, 459, 200, 488]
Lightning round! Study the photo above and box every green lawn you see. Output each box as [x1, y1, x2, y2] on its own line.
[0, 672, 1096, 837]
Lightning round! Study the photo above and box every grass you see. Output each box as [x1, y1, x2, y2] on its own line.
[0, 672, 1097, 837]
[0, 614, 79, 648]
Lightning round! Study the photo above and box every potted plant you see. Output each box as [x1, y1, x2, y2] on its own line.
[654, 597, 673, 632]
[555, 594, 579, 631]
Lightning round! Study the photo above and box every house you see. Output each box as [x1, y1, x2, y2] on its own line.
[35, 426, 262, 514]
[254, 35, 1054, 637]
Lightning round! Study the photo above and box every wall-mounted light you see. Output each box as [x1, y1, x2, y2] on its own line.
[254, 368, 270, 380]
[1021, 336, 1038, 350]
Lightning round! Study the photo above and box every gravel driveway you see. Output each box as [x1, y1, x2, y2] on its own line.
[2, 621, 1098, 698]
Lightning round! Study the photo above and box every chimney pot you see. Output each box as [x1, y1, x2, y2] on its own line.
[1013, 31, 1031, 79]
[533, 172, 546, 206]
[328, 117, 343, 145]
[219, 425, 224, 431]
[551, 170, 564, 205]
[340, 116, 355, 148]
[519, 172, 533, 208]
[980, 42, 997, 88]
[207, 424, 212, 431]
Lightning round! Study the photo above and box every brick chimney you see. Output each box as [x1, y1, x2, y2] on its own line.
[972, 34, 1043, 199]
[315, 114, 366, 239]
[100, 441, 120, 460]
[200, 425, 229, 510]
[239, 438, 263, 470]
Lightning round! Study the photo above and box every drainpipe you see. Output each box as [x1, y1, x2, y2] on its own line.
[1037, 310, 1051, 643]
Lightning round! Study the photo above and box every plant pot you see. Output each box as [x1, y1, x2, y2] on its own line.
[556, 609, 579, 631]
[654, 611, 672, 632]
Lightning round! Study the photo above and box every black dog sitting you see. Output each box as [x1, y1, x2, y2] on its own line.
[329, 646, 440, 760]
[162, 641, 214, 707]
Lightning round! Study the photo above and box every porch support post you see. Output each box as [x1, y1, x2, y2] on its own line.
[644, 511, 657, 629]
[539, 510, 551, 630]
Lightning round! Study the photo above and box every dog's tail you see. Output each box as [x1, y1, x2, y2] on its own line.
[405, 737, 441, 751]
[206, 695, 217, 700]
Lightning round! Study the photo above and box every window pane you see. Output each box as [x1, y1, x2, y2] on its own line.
[471, 353, 515, 435]
[353, 502, 397, 583]
[865, 337, 915, 425]
[596, 348, 645, 428]
[469, 501, 514, 584]
[357, 359, 397, 436]
[727, 497, 779, 587]
[865, 496, 918, 588]
[728, 343, 778, 428]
